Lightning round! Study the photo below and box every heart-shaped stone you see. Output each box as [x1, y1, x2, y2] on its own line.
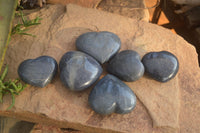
[76, 31, 121, 64]
[142, 51, 179, 82]
[18, 56, 58, 88]
[88, 74, 136, 115]
[107, 50, 144, 82]
[59, 51, 103, 91]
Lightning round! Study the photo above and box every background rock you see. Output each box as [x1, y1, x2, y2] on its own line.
[97, 0, 149, 21]
[46, 0, 149, 22]
[0, 4, 199, 133]
[47, 0, 102, 8]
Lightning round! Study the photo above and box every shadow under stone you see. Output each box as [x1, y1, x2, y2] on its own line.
[9, 121, 35, 133]
[0, 116, 35, 133]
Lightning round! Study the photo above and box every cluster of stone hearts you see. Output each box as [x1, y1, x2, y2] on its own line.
[18, 31, 179, 115]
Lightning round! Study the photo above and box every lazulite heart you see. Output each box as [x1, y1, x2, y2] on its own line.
[76, 31, 121, 64]
[59, 51, 103, 91]
[107, 50, 144, 82]
[142, 51, 179, 82]
[88, 74, 136, 115]
[18, 56, 58, 87]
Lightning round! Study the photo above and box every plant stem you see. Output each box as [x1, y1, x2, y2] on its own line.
[0, 65, 8, 81]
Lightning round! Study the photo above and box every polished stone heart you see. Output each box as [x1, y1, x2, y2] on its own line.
[18, 56, 58, 88]
[88, 74, 136, 115]
[107, 50, 144, 82]
[59, 51, 103, 91]
[76, 31, 121, 64]
[142, 51, 179, 82]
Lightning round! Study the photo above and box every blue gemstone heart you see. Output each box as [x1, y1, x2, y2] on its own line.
[107, 50, 144, 82]
[89, 74, 136, 115]
[59, 51, 103, 91]
[76, 31, 121, 64]
[18, 56, 58, 87]
[142, 51, 179, 82]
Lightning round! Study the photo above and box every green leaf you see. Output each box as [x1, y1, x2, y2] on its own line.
[0, 93, 3, 103]
[0, 65, 8, 81]
[0, 80, 6, 89]
[11, 10, 41, 37]
[0, 66, 27, 109]
[0, 0, 18, 73]
[11, 82, 18, 91]
[7, 89, 15, 110]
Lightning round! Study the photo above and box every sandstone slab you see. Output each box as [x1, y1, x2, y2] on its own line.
[0, 4, 199, 133]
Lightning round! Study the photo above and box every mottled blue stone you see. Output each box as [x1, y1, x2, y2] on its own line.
[107, 50, 144, 82]
[142, 51, 179, 82]
[88, 74, 136, 115]
[59, 51, 103, 91]
[76, 31, 121, 64]
[18, 56, 58, 88]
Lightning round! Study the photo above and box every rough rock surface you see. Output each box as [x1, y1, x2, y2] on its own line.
[46, 0, 149, 22]
[31, 124, 82, 133]
[0, 4, 200, 133]
[47, 0, 102, 8]
[98, 0, 150, 21]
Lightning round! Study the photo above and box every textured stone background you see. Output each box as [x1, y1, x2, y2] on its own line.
[0, 4, 200, 133]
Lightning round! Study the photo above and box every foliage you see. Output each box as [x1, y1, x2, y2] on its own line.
[12, 10, 42, 37]
[0, 0, 18, 73]
[0, 1, 41, 109]
[0, 65, 27, 110]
